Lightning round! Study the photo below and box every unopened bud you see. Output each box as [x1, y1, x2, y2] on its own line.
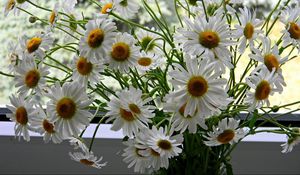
[29, 16, 37, 23]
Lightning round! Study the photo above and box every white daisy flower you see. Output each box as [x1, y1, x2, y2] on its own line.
[167, 56, 232, 117]
[135, 51, 164, 73]
[204, 118, 246, 146]
[122, 138, 150, 173]
[244, 67, 282, 111]
[6, 94, 37, 142]
[71, 55, 103, 87]
[46, 82, 93, 139]
[175, 13, 235, 67]
[69, 150, 107, 169]
[20, 31, 54, 59]
[114, 0, 140, 19]
[100, 0, 114, 14]
[49, 2, 60, 28]
[136, 27, 163, 55]
[281, 128, 300, 153]
[6, 41, 21, 73]
[106, 32, 140, 73]
[249, 36, 288, 91]
[69, 136, 89, 152]
[30, 108, 63, 144]
[105, 86, 154, 138]
[14, 57, 49, 95]
[280, 6, 300, 51]
[234, 7, 263, 53]
[79, 17, 117, 61]
[3, 0, 28, 17]
[137, 127, 183, 170]
[164, 99, 207, 134]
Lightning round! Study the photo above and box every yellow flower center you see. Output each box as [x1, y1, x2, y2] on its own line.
[255, 80, 271, 100]
[264, 54, 279, 72]
[157, 139, 172, 150]
[49, 11, 56, 25]
[217, 129, 235, 144]
[56, 97, 76, 119]
[76, 57, 93, 76]
[119, 108, 135, 121]
[187, 76, 208, 97]
[101, 3, 113, 14]
[243, 23, 254, 39]
[43, 119, 55, 133]
[87, 28, 105, 48]
[25, 69, 40, 88]
[80, 159, 94, 166]
[137, 57, 152, 67]
[27, 37, 42, 53]
[16, 106, 28, 125]
[199, 31, 220, 49]
[288, 22, 300, 40]
[129, 104, 141, 114]
[111, 42, 130, 62]
[150, 149, 160, 157]
[6, 0, 15, 11]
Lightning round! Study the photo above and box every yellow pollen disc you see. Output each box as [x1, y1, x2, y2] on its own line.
[244, 23, 254, 39]
[157, 139, 172, 150]
[111, 42, 130, 62]
[87, 28, 105, 48]
[187, 76, 208, 97]
[288, 22, 300, 40]
[56, 98, 76, 119]
[119, 108, 135, 121]
[80, 159, 94, 166]
[217, 129, 235, 144]
[255, 80, 271, 100]
[264, 54, 279, 72]
[6, 0, 15, 11]
[43, 119, 55, 133]
[137, 57, 152, 67]
[150, 149, 160, 157]
[76, 57, 93, 75]
[49, 11, 56, 24]
[129, 104, 141, 114]
[27, 37, 42, 53]
[101, 3, 113, 14]
[199, 31, 220, 49]
[16, 106, 28, 125]
[25, 69, 40, 88]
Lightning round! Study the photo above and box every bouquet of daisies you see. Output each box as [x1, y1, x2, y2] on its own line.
[3, 0, 300, 174]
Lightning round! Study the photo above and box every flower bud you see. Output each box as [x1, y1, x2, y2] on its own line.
[29, 16, 37, 23]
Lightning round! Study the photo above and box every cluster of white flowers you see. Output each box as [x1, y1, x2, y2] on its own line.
[3, 0, 300, 173]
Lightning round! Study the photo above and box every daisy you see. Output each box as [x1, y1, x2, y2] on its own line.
[234, 7, 263, 53]
[105, 86, 154, 137]
[6, 94, 37, 142]
[69, 136, 89, 152]
[46, 82, 93, 139]
[281, 128, 300, 153]
[136, 27, 163, 55]
[6, 41, 21, 73]
[106, 32, 140, 73]
[164, 99, 207, 134]
[249, 36, 288, 91]
[69, 150, 107, 169]
[71, 55, 103, 87]
[175, 13, 235, 65]
[20, 31, 54, 59]
[122, 138, 150, 173]
[138, 127, 183, 170]
[114, 0, 140, 19]
[3, 0, 28, 17]
[244, 67, 282, 111]
[30, 108, 63, 144]
[99, 0, 114, 14]
[79, 17, 117, 61]
[135, 51, 163, 73]
[167, 56, 231, 117]
[280, 6, 300, 51]
[49, 2, 60, 28]
[14, 57, 49, 95]
[204, 118, 246, 146]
